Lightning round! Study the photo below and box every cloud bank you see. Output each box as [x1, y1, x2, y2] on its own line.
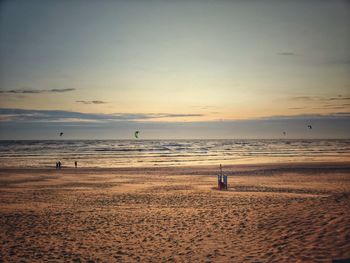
[290, 96, 350, 102]
[0, 108, 203, 122]
[76, 100, 107, 104]
[0, 88, 75, 94]
[0, 108, 349, 139]
[278, 52, 296, 56]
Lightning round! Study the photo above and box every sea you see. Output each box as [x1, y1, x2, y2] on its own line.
[0, 139, 349, 168]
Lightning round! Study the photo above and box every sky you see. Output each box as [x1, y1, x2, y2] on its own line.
[0, 0, 349, 139]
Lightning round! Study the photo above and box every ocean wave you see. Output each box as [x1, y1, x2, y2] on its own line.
[0, 139, 349, 168]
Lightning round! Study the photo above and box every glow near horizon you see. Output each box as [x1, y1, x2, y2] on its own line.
[0, 0, 349, 124]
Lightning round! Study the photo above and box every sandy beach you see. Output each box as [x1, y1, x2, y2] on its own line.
[0, 162, 350, 262]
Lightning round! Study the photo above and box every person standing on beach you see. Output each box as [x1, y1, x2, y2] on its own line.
[75, 161, 77, 168]
[58, 161, 61, 169]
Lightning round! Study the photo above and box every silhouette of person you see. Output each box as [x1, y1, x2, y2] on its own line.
[75, 161, 77, 168]
[58, 161, 61, 169]
[56, 162, 58, 169]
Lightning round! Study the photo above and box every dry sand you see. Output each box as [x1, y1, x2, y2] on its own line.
[0, 163, 350, 262]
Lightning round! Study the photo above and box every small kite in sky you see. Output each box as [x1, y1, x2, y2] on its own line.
[59, 132, 64, 136]
[134, 131, 140, 139]
[307, 125, 312, 129]
[283, 131, 286, 136]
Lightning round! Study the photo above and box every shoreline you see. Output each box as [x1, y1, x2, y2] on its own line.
[1, 160, 349, 173]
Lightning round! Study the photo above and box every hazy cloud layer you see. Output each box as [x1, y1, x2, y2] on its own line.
[260, 112, 350, 120]
[0, 108, 203, 122]
[0, 110, 349, 140]
[76, 100, 107, 104]
[328, 58, 350, 65]
[288, 107, 306, 110]
[278, 52, 296, 56]
[0, 88, 75, 94]
[289, 95, 350, 111]
[290, 95, 350, 102]
[0, 108, 349, 124]
[290, 96, 318, 101]
[287, 96, 350, 111]
[328, 97, 350, 101]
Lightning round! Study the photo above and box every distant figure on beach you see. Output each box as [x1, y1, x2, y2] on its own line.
[55, 162, 59, 169]
[75, 161, 77, 168]
[58, 161, 61, 169]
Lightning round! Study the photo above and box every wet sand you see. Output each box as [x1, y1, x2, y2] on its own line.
[0, 163, 350, 262]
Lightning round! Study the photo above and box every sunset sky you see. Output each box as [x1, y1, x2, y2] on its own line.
[0, 0, 349, 139]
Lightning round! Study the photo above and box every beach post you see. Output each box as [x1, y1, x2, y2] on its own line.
[217, 164, 228, 190]
[218, 164, 222, 190]
[217, 174, 221, 189]
[224, 175, 228, 190]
